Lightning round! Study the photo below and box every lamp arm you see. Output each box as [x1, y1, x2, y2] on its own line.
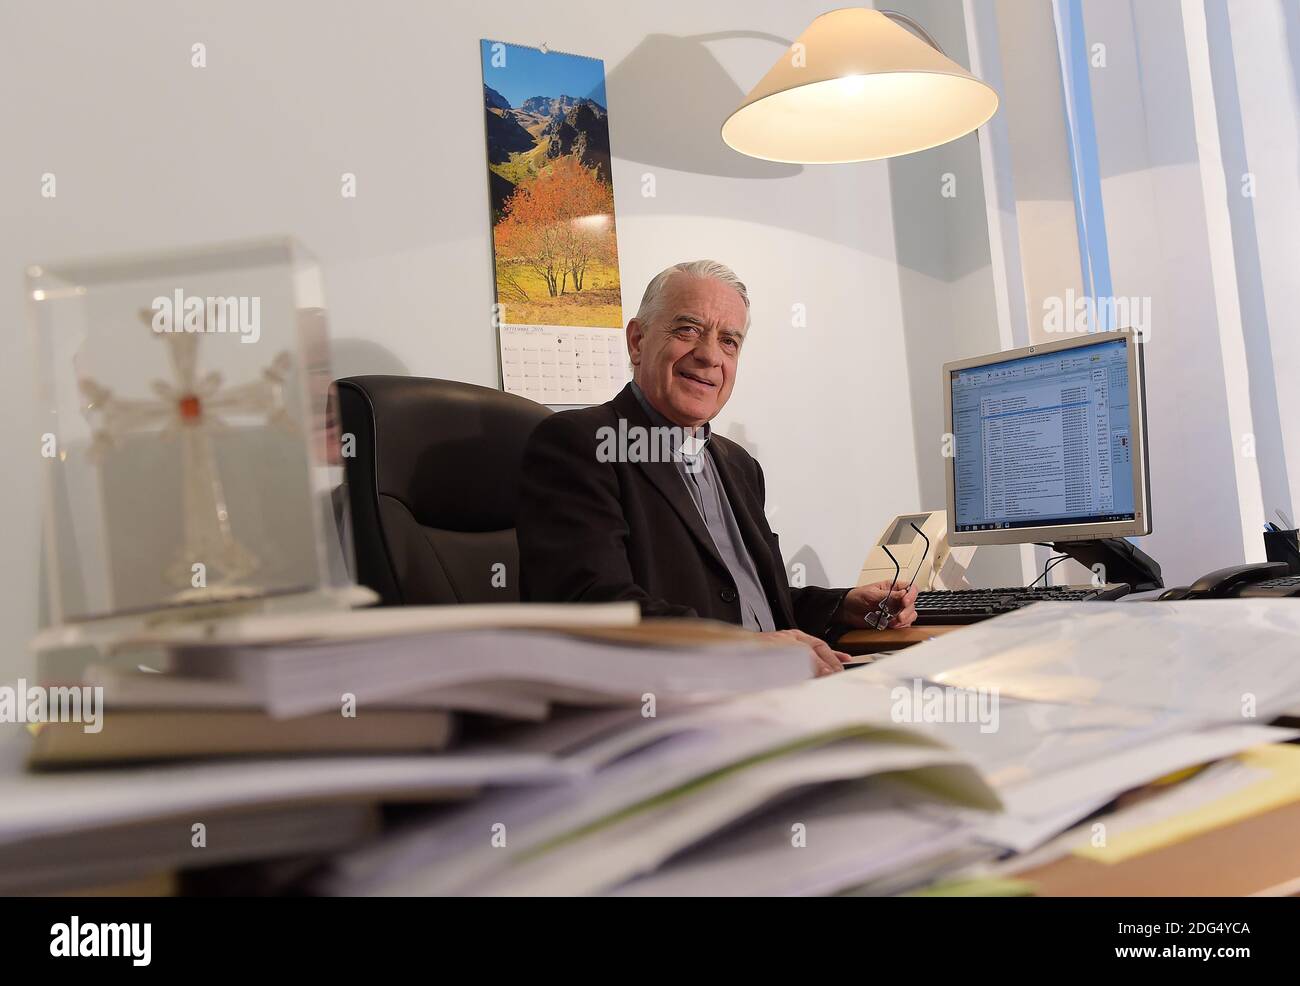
[878, 10, 948, 57]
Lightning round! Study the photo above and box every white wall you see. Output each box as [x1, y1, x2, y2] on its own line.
[0, 0, 920, 678]
[1216, 0, 1300, 523]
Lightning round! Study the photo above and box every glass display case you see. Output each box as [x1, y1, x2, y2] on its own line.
[28, 238, 365, 644]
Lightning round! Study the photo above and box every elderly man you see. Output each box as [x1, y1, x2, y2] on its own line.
[517, 260, 918, 675]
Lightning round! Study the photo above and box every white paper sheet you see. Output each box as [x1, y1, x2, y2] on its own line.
[472, 739, 982, 897]
[889, 601, 1300, 720]
[611, 779, 981, 897]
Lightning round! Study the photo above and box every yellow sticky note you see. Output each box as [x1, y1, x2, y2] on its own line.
[1076, 744, 1300, 865]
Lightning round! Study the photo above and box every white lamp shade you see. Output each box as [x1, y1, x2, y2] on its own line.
[722, 8, 999, 164]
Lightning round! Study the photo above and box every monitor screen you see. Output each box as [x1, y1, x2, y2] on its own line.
[949, 336, 1137, 534]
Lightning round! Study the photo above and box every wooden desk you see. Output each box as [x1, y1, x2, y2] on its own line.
[1021, 796, 1300, 896]
[837, 624, 964, 656]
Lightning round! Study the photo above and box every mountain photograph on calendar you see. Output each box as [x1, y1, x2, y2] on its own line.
[480, 39, 623, 330]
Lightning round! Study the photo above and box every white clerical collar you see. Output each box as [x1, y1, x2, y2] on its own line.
[630, 381, 712, 456]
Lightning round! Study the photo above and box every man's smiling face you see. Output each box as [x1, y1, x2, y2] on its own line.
[627, 273, 748, 429]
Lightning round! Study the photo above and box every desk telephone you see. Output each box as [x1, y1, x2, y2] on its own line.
[1150, 524, 1300, 598]
[1157, 562, 1300, 599]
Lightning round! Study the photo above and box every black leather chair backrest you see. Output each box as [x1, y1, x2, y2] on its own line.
[335, 375, 551, 605]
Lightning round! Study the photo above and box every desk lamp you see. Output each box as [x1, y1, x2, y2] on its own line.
[721, 7, 998, 163]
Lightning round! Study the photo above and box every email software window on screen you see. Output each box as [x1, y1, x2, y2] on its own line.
[951, 337, 1135, 533]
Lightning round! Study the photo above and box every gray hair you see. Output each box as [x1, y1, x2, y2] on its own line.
[634, 260, 751, 331]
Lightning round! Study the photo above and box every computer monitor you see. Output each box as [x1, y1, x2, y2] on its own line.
[944, 332, 1151, 546]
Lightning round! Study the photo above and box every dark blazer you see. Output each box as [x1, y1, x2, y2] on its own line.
[517, 383, 849, 639]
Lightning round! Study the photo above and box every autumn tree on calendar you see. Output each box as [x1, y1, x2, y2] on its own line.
[495, 156, 617, 302]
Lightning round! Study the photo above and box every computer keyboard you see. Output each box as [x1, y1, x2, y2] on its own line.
[913, 583, 1132, 625]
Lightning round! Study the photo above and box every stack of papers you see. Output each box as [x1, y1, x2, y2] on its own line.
[0, 723, 573, 894]
[16, 597, 1300, 895]
[318, 681, 1000, 896]
[9, 601, 815, 892]
[847, 600, 1300, 853]
[321, 600, 1300, 896]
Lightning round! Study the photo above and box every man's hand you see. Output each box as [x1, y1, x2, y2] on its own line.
[835, 582, 920, 630]
[757, 628, 850, 677]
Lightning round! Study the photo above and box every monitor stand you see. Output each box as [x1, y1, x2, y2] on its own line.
[1047, 538, 1163, 593]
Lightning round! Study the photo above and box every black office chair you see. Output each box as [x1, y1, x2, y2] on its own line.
[334, 375, 551, 606]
